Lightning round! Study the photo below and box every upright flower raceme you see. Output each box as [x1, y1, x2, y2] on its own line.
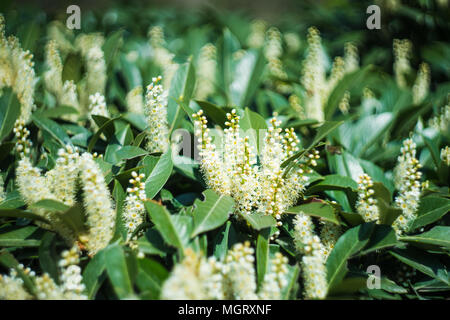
[392, 138, 422, 235]
[193, 109, 318, 234]
[78, 152, 116, 255]
[293, 213, 328, 299]
[0, 15, 36, 124]
[412, 62, 430, 105]
[356, 173, 380, 223]
[144, 76, 169, 153]
[301, 27, 359, 121]
[393, 39, 412, 88]
[123, 171, 147, 240]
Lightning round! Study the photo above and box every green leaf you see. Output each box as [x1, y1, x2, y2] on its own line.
[217, 28, 240, 102]
[190, 189, 234, 237]
[32, 114, 72, 147]
[0, 225, 40, 247]
[82, 249, 106, 299]
[37, 105, 79, 119]
[240, 212, 277, 230]
[0, 89, 21, 142]
[359, 225, 398, 255]
[104, 244, 134, 299]
[389, 248, 449, 285]
[87, 115, 122, 152]
[326, 223, 375, 290]
[58, 203, 87, 235]
[256, 228, 270, 290]
[113, 145, 147, 164]
[167, 59, 196, 135]
[410, 196, 450, 231]
[399, 226, 450, 249]
[144, 149, 173, 199]
[239, 107, 268, 153]
[30, 199, 70, 212]
[62, 53, 82, 83]
[103, 29, 124, 68]
[213, 221, 232, 261]
[144, 201, 189, 251]
[0, 208, 50, 224]
[306, 174, 358, 194]
[38, 232, 59, 282]
[230, 48, 265, 107]
[328, 276, 367, 296]
[286, 201, 340, 225]
[136, 258, 169, 299]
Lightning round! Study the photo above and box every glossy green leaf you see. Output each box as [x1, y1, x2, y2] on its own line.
[286, 201, 339, 225]
[326, 223, 375, 290]
[190, 189, 234, 237]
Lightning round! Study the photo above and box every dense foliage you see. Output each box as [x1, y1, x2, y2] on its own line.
[0, 0, 449, 300]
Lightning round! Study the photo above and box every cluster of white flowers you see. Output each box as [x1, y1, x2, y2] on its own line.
[161, 248, 225, 300]
[195, 43, 217, 100]
[320, 220, 341, 259]
[222, 241, 258, 299]
[148, 26, 178, 89]
[13, 119, 32, 157]
[393, 39, 412, 88]
[293, 213, 328, 299]
[428, 102, 449, 133]
[123, 171, 147, 239]
[144, 76, 169, 153]
[0, 267, 32, 300]
[0, 248, 86, 300]
[301, 27, 359, 121]
[0, 15, 36, 124]
[45, 146, 80, 207]
[258, 252, 289, 300]
[88, 93, 110, 130]
[126, 85, 144, 114]
[412, 63, 430, 105]
[193, 109, 318, 233]
[58, 246, 87, 299]
[44, 40, 80, 121]
[79, 152, 116, 255]
[247, 19, 267, 48]
[338, 90, 351, 115]
[161, 242, 290, 300]
[356, 173, 380, 223]
[392, 138, 422, 235]
[16, 145, 80, 242]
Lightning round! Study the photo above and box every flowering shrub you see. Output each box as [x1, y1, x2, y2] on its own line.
[0, 1, 449, 300]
